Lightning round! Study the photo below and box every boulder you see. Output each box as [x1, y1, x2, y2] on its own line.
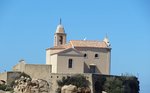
[61, 85, 91, 93]
[0, 80, 6, 85]
[61, 84, 77, 93]
[0, 90, 5, 93]
[77, 87, 91, 93]
[13, 76, 49, 93]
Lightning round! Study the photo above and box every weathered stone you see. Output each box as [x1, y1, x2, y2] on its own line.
[77, 87, 91, 93]
[61, 85, 91, 93]
[0, 90, 5, 93]
[13, 76, 49, 93]
[61, 84, 77, 93]
[0, 80, 5, 85]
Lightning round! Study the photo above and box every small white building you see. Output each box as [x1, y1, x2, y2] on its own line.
[46, 20, 111, 75]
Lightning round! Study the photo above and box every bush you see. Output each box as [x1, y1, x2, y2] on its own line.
[0, 84, 7, 91]
[103, 76, 139, 93]
[0, 84, 13, 91]
[57, 74, 90, 88]
[10, 72, 31, 87]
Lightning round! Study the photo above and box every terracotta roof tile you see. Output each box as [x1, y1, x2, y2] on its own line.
[70, 40, 108, 48]
[49, 40, 109, 50]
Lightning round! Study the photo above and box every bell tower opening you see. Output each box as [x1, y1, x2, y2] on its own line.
[59, 36, 63, 44]
[54, 19, 67, 46]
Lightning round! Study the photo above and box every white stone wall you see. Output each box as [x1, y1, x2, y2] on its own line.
[12, 61, 25, 72]
[79, 48, 111, 75]
[0, 72, 7, 82]
[57, 55, 84, 73]
[12, 62, 52, 80]
[50, 55, 58, 73]
[46, 49, 51, 64]
[46, 49, 63, 65]
[48, 47, 111, 74]
[0, 72, 21, 85]
[24, 64, 51, 80]
[49, 73, 93, 93]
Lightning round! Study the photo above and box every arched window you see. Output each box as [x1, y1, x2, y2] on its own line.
[95, 54, 99, 58]
[59, 36, 63, 44]
[68, 59, 73, 68]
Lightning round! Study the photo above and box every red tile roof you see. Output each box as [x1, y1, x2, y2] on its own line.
[70, 40, 108, 48]
[48, 40, 109, 50]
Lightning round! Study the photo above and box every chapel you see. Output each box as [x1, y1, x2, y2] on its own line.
[46, 20, 111, 74]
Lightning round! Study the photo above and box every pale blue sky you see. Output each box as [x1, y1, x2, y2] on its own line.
[0, 0, 150, 92]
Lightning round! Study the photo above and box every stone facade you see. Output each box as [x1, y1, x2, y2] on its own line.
[12, 61, 51, 80]
[50, 48, 84, 73]
[0, 71, 21, 85]
[48, 73, 93, 93]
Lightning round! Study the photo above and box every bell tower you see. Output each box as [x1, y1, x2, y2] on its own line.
[54, 19, 67, 46]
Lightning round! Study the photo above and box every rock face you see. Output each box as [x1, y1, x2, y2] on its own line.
[61, 85, 91, 93]
[0, 80, 6, 93]
[61, 84, 77, 93]
[0, 80, 6, 85]
[0, 90, 5, 93]
[77, 87, 91, 93]
[14, 76, 49, 93]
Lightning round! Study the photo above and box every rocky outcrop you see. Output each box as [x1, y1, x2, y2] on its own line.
[61, 84, 77, 93]
[0, 91, 11, 93]
[0, 80, 7, 93]
[0, 90, 5, 93]
[0, 80, 6, 85]
[61, 85, 91, 93]
[77, 87, 91, 93]
[14, 76, 49, 93]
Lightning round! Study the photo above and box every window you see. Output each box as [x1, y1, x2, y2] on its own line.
[54, 36, 56, 43]
[95, 54, 99, 58]
[68, 59, 73, 68]
[59, 36, 63, 44]
[84, 54, 87, 57]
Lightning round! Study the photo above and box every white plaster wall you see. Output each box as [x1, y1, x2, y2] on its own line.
[0, 72, 21, 85]
[12, 62, 52, 81]
[80, 48, 111, 75]
[46, 49, 51, 64]
[64, 50, 80, 55]
[12, 62, 25, 72]
[24, 64, 51, 80]
[46, 49, 63, 65]
[57, 55, 84, 73]
[0, 72, 7, 82]
[50, 55, 58, 73]
[106, 51, 111, 74]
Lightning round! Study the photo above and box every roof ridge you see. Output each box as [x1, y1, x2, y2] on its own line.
[70, 40, 102, 42]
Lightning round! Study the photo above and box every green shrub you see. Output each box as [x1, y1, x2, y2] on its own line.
[0, 84, 13, 91]
[103, 76, 139, 93]
[0, 84, 7, 91]
[57, 74, 90, 88]
[10, 72, 31, 87]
